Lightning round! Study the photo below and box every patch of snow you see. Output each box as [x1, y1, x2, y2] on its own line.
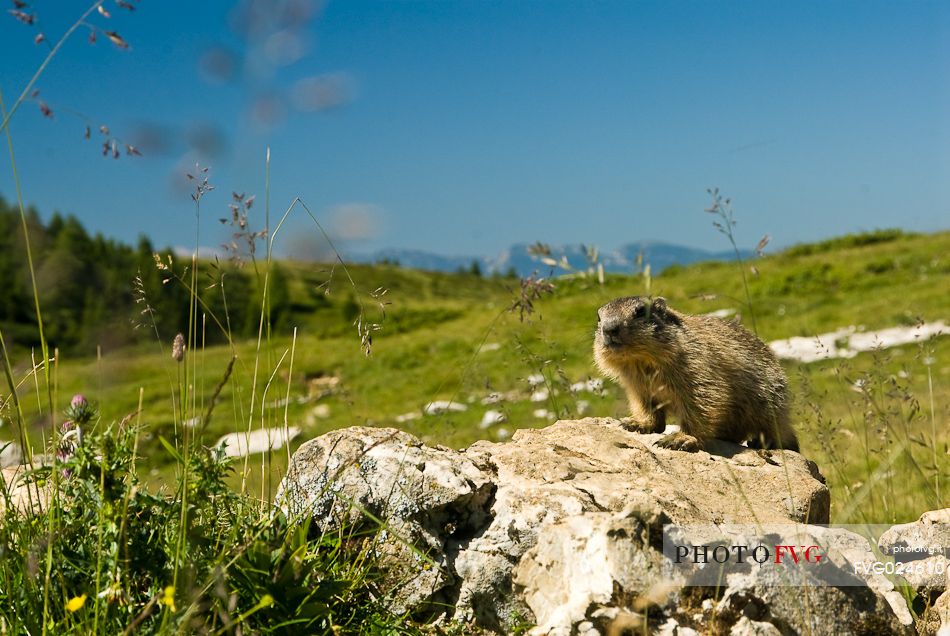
[570, 378, 604, 394]
[215, 427, 300, 458]
[423, 401, 468, 415]
[530, 389, 549, 402]
[769, 321, 947, 362]
[704, 308, 736, 319]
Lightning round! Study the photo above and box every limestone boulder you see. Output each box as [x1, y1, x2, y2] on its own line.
[274, 418, 919, 634]
[879, 509, 950, 636]
[0, 465, 49, 514]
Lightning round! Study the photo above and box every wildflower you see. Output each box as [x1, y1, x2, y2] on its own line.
[65, 393, 96, 424]
[65, 594, 87, 613]
[172, 333, 186, 362]
[97, 575, 124, 604]
[161, 586, 176, 611]
[59, 420, 79, 443]
[57, 419, 81, 476]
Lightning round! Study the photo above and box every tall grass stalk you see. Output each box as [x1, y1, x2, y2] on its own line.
[0, 2, 105, 136]
[0, 329, 30, 468]
[704, 187, 759, 334]
[284, 327, 298, 470]
[258, 348, 289, 501]
[0, 88, 52, 456]
[927, 364, 939, 502]
[2, 8, 112, 628]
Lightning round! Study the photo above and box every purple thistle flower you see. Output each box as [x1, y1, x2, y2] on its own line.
[65, 393, 96, 424]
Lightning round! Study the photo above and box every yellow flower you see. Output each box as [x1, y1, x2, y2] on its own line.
[161, 586, 176, 612]
[258, 594, 274, 609]
[65, 594, 87, 613]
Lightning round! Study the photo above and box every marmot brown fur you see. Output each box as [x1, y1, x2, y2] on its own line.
[593, 296, 798, 452]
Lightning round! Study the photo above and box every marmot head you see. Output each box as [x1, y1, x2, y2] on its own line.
[594, 296, 681, 368]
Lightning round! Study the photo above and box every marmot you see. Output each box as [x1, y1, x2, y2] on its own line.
[593, 296, 798, 452]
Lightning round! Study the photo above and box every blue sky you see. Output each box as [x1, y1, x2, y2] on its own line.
[1, 0, 948, 258]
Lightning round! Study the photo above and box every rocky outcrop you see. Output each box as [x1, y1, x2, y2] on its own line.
[880, 509, 950, 635]
[0, 465, 48, 514]
[275, 418, 920, 635]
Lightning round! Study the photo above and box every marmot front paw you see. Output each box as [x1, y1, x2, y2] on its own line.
[620, 417, 665, 434]
[655, 432, 701, 452]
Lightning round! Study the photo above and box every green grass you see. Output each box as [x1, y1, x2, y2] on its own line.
[4, 229, 947, 525]
[0, 415, 411, 633]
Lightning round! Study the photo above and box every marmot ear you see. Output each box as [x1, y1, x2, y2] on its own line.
[651, 297, 679, 325]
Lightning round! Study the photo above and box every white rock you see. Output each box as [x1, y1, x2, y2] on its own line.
[533, 409, 553, 420]
[481, 392, 505, 405]
[424, 401, 468, 415]
[277, 419, 834, 634]
[306, 375, 340, 391]
[267, 397, 292, 409]
[526, 373, 545, 387]
[395, 412, 420, 423]
[879, 508, 950, 594]
[530, 389, 549, 402]
[730, 616, 782, 635]
[0, 441, 22, 469]
[480, 342, 501, 352]
[571, 378, 605, 394]
[479, 410, 506, 429]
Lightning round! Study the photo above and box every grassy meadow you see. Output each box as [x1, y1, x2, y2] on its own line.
[5, 228, 947, 525]
[1, 210, 946, 633]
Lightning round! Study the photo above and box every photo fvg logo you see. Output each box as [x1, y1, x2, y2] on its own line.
[673, 544, 824, 566]
[663, 523, 949, 588]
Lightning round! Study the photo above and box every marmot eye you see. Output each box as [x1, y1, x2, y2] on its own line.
[633, 305, 646, 318]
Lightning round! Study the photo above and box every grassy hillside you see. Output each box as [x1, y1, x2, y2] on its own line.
[3, 229, 948, 525]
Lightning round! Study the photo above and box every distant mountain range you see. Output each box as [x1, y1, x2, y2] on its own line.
[359, 242, 750, 277]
